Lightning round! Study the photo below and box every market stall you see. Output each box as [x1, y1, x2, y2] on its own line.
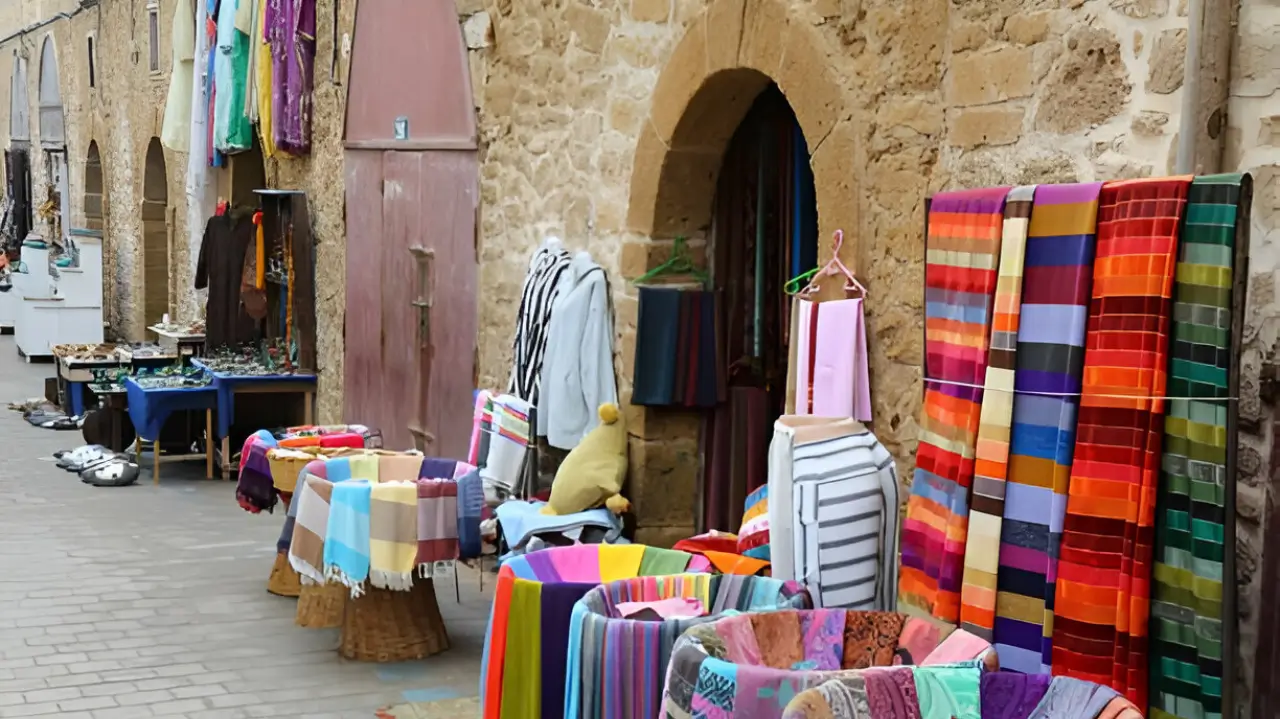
[123, 371, 217, 483]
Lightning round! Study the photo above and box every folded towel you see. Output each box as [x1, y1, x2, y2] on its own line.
[324, 479, 373, 596]
[288, 475, 333, 584]
[416, 479, 460, 565]
[369, 481, 420, 591]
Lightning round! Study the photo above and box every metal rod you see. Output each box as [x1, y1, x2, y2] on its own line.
[752, 128, 766, 359]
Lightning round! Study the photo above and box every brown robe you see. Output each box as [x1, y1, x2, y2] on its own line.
[195, 211, 258, 350]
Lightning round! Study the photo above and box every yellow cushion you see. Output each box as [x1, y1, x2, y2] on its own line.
[543, 403, 627, 515]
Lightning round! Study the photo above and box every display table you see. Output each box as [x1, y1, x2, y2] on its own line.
[190, 359, 317, 480]
[58, 354, 124, 415]
[124, 378, 217, 483]
[147, 325, 206, 361]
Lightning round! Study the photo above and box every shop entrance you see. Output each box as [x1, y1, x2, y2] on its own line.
[700, 85, 818, 532]
[141, 137, 169, 328]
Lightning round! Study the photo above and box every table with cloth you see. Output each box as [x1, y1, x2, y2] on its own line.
[190, 358, 317, 480]
[282, 453, 484, 661]
[480, 543, 713, 719]
[124, 377, 218, 483]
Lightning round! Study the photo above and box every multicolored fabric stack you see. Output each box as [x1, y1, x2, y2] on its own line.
[1149, 174, 1246, 719]
[1052, 176, 1191, 708]
[900, 187, 1009, 623]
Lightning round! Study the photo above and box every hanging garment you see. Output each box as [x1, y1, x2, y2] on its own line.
[536, 252, 618, 450]
[992, 182, 1103, 675]
[270, 0, 317, 154]
[195, 211, 258, 350]
[632, 286, 723, 408]
[631, 285, 681, 405]
[253, 0, 278, 156]
[1149, 174, 1246, 719]
[958, 186, 1035, 641]
[160, 0, 196, 152]
[469, 390, 494, 470]
[480, 395, 531, 502]
[793, 297, 873, 422]
[1052, 176, 1192, 708]
[212, 0, 241, 151]
[899, 187, 1011, 624]
[184, 2, 216, 283]
[785, 297, 802, 414]
[205, 0, 224, 167]
[508, 239, 573, 404]
[701, 386, 769, 532]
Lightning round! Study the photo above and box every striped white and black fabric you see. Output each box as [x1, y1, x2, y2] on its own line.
[790, 427, 900, 611]
[507, 242, 572, 404]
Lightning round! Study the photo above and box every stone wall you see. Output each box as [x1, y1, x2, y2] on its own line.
[0, 0, 356, 422]
[467, 0, 1197, 544]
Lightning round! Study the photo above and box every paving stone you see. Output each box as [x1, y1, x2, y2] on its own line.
[0, 340, 490, 717]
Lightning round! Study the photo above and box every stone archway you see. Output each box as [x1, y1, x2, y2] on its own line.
[142, 138, 169, 328]
[83, 141, 103, 231]
[620, 0, 861, 545]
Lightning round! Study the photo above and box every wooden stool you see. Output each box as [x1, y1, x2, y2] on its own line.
[296, 582, 347, 629]
[267, 552, 302, 597]
[339, 579, 450, 662]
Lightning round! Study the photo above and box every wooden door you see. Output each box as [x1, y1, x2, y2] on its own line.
[344, 150, 478, 456]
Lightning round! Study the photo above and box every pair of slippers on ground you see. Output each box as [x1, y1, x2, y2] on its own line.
[25, 408, 85, 430]
[53, 445, 140, 487]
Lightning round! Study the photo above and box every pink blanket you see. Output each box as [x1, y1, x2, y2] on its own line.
[795, 298, 872, 421]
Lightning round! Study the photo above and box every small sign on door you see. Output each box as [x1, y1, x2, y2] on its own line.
[394, 116, 409, 141]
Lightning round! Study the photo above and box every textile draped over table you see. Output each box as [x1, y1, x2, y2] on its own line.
[959, 185, 1036, 640]
[1052, 176, 1192, 707]
[900, 187, 1010, 623]
[993, 182, 1104, 674]
[1149, 174, 1245, 719]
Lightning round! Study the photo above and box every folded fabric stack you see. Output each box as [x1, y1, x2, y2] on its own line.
[481, 544, 711, 719]
[481, 394, 532, 501]
[564, 573, 811, 719]
[631, 286, 724, 409]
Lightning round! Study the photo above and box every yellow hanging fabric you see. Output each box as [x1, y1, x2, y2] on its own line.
[253, 211, 265, 289]
[255, 0, 278, 158]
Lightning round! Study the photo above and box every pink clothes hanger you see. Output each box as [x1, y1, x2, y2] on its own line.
[799, 230, 867, 298]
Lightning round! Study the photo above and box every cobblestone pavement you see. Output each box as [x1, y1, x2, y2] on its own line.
[0, 338, 491, 718]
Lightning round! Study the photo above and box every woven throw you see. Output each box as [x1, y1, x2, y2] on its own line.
[288, 474, 333, 584]
[992, 182, 1103, 674]
[1052, 176, 1191, 708]
[369, 480, 419, 591]
[416, 479, 460, 565]
[959, 185, 1035, 640]
[900, 186, 1010, 623]
[324, 479, 373, 597]
[1149, 174, 1244, 719]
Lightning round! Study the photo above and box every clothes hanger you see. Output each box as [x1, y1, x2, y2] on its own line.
[798, 230, 866, 298]
[631, 236, 709, 285]
[784, 267, 818, 295]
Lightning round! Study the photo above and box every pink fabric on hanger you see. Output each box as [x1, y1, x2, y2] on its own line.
[795, 298, 873, 422]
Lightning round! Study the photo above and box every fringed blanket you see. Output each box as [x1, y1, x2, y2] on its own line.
[369, 481, 419, 591]
[481, 544, 709, 719]
[564, 573, 811, 719]
[237, 430, 279, 513]
[288, 475, 333, 584]
[415, 479, 459, 565]
[324, 479, 372, 596]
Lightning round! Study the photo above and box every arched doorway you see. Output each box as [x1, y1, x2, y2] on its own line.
[6, 53, 32, 248]
[83, 141, 103, 231]
[38, 36, 69, 245]
[622, 0, 859, 544]
[142, 138, 170, 327]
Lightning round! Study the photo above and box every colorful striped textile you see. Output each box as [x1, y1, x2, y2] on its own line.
[992, 182, 1104, 674]
[959, 185, 1036, 640]
[1149, 174, 1244, 719]
[900, 187, 1011, 623]
[480, 544, 707, 719]
[1052, 176, 1192, 707]
[565, 574, 811, 719]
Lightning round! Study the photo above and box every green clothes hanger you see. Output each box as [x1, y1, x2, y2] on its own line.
[784, 267, 819, 295]
[631, 236, 709, 285]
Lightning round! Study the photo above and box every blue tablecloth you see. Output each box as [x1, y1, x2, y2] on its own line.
[124, 378, 217, 441]
[190, 359, 317, 440]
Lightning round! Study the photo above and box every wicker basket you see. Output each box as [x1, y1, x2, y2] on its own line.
[296, 581, 347, 629]
[266, 552, 302, 598]
[338, 579, 450, 662]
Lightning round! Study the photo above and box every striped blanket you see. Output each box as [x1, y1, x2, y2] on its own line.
[325, 480, 373, 595]
[416, 479, 459, 565]
[992, 182, 1104, 674]
[900, 187, 1010, 624]
[1052, 176, 1191, 707]
[288, 475, 333, 584]
[1149, 174, 1245, 719]
[369, 481, 419, 591]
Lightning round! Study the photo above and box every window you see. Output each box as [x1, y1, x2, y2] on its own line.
[147, 3, 159, 73]
[86, 35, 95, 88]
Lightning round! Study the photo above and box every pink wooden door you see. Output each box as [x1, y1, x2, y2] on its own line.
[343, 0, 478, 455]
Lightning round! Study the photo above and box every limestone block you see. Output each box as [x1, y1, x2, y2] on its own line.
[1147, 28, 1186, 94]
[946, 47, 1036, 107]
[740, 0, 789, 74]
[567, 4, 611, 54]
[463, 11, 491, 49]
[607, 32, 665, 69]
[1034, 26, 1129, 133]
[627, 435, 700, 528]
[1131, 109, 1169, 136]
[877, 98, 944, 136]
[631, 0, 671, 22]
[809, 119, 861, 262]
[1109, 0, 1168, 18]
[705, 0, 747, 72]
[1004, 11, 1051, 45]
[608, 97, 646, 135]
[777, 21, 843, 151]
[952, 21, 991, 52]
[1133, 30, 1143, 56]
[623, 402, 704, 442]
[648, 15, 710, 144]
[950, 105, 1025, 149]
[619, 238, 708, 279]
